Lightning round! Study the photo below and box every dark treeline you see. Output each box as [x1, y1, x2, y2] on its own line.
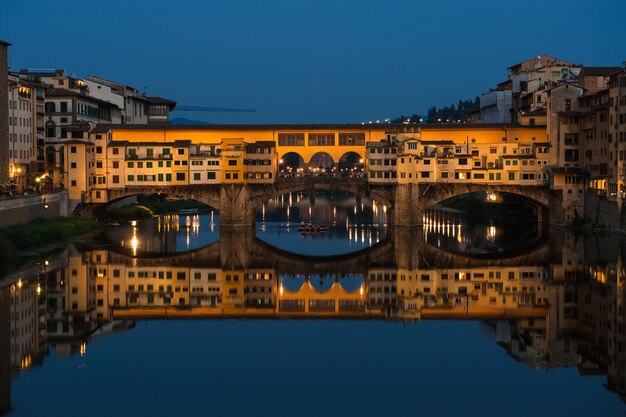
[392, 97, 480, 123]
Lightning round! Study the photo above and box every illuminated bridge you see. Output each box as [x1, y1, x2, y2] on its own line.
[63, 123, 582, 226]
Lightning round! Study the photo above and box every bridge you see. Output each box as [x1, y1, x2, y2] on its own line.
[94, 176, 567, 227]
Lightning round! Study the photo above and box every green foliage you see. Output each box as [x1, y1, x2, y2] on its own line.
[392, 97, 480, 124]
[0, 217, 102, 268]
[107, 205, 154, 221]
[106, 196, 211, 221]
[426, 97, 480, 122]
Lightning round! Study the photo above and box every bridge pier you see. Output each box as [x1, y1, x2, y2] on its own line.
[393, 184, 422, 227]
[219, 184, 258, 227]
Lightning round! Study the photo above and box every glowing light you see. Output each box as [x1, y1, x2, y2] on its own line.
[80, 342, 87, 356]
[487, 225, 497, 240]
[130, 220, 137, 227]
[131, 227, 139, 256]
[36, 284, 42, 296]
[17, 279, 22, 289]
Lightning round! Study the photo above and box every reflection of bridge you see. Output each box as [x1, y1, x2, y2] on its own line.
[100, 177, 565, 227]
[103, 226, 553, 274]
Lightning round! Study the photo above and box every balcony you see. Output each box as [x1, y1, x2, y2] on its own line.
[126, 153, 173, 160]
[190, 151, 219, 157]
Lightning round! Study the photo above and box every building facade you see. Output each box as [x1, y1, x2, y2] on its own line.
[0, 40, 10, 188]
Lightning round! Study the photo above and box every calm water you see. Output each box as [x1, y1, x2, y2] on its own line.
[1, 191, 625, 416]
[256, 190, 388, 255]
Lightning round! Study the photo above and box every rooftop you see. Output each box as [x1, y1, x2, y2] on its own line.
[46, 88, 118, 107]
[146, 96, 177, 109]
[579, 66, 622, 77]
[95, 122, 545, 132]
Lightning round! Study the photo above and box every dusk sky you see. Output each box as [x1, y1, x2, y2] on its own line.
[1, 0, 625, 124]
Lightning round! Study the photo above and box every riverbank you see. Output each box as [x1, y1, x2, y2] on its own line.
[0, 217, 102, 270]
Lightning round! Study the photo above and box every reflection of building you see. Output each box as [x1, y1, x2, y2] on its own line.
[0, 287, 11, 413]
[5, 229, 626, 404]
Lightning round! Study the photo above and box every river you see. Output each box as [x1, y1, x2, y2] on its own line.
[0, 190, 624, 416]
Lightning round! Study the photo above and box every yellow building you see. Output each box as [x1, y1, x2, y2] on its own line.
[391, 124, 549, 186]
[220, 138, 245, 183]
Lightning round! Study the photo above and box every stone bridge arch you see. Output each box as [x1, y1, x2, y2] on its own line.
[260, 177, 394, 208]
[106, 185, 223, 212]
[393, 183, 566, 226]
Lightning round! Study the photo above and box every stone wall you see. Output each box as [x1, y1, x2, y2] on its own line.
[0, 191, 69, 229]
[585, 193, 626, 233]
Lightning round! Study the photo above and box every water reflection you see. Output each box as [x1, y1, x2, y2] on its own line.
[105, 211, 220, 255]
[423, 207, 544, 255]
[2, 228, 626, 414]
[256, 190, 387, 255]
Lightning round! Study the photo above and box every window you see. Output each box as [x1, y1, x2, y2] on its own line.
[277, 133, 305, 146]
[70, 162, 77, 169]
[128, 162, 134, 168]
[176, 172, 185, 181]
[458, 158, 467, 165]
[112, 175, 119, 184]
[127, 175, 134, 181]
[70, 146, 77, 154]
[177, 149, 185, 155]
[308, 133, 335, 146]
[565, 149, 579, 162]
[339, 133, 365, 146]
[228, 160, 237, 166]
[207, 172, 216, 180]
[508, 172, 515, 181]
[193, 173, 201, 180]
[166, 174, 172, 181]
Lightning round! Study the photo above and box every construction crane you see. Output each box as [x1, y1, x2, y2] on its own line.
[173, 105, 257, 113]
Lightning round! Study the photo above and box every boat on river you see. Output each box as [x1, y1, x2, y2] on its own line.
[297, 223, 330, 234]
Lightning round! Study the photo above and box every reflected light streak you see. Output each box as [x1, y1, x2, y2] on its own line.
[131, 227, 139, 256]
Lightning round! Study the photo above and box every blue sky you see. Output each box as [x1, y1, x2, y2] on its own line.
[1, 0, 625, 123]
